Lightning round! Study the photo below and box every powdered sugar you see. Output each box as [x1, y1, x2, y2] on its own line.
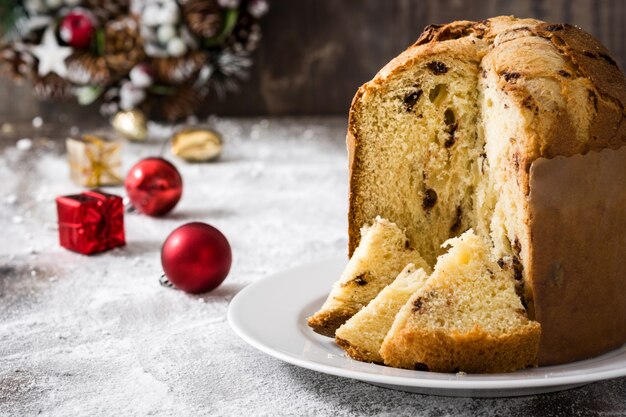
[0, 117, 623, 416]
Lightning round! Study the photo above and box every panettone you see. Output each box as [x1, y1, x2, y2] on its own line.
[310, 16, 626, 370]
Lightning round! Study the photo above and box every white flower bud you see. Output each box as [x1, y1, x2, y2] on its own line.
[157, 24, 177, 44]
[45, 0, 63, 9]
[218, 0, 240, 8]
[129, 65, 154, 88]
[167, 38, 187, 57]
[142, 4, 162, 26]
[159, 2, 180, 24]
[248, 0, 269, 18]
[120, 82, 146, 111]
[24, 0, 47, 14]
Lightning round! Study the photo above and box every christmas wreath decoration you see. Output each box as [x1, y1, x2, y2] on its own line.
[0, 0, 268, 121]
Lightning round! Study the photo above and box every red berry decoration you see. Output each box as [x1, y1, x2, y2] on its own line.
[125, 157, 183, 216]
[161, 222, 232, 294]
[59, 10, 95, 49]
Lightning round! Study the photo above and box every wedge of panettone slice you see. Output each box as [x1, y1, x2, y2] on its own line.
[307, 217, 429, 337]
[336, 264, 430, 364]
[380, 230, 541, 373]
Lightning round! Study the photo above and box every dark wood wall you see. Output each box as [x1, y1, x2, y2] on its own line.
[1, 0, 625, 123]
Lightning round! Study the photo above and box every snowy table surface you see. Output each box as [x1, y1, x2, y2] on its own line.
[0, 117, 624, 417]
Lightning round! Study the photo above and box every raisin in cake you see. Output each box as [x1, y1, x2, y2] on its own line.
[380, 230, 540, 373]
[346, 16, 626, 365]
[307, 217, 429, 336]
[335, 264, 430, 364]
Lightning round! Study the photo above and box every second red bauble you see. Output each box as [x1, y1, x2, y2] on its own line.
[125, 157, 183, 216]
[59, 10, 95, 49]
[161, 222, 232, 294]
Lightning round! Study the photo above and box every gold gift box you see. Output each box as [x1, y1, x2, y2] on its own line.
[66, 135, 123, 187]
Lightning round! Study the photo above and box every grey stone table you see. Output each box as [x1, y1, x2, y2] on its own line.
[0, 117, 624, 417]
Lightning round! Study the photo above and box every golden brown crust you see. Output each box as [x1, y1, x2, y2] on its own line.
[380, 323, 541, 373]
[528, 146, 626, 365]
[346, 87, 365, 257]
[535, 23, 626, 154]
[413, 19, 493, 47]
[487, 22, 626, 162]
[537, 24, 626, 125]
[335, 337, 383, 364]
[307, 308, 355, 337]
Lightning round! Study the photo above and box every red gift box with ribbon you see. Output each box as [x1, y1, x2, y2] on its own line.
[56, 190, 126, 255]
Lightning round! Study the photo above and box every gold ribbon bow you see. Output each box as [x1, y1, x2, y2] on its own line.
[68, 135, 122, 187]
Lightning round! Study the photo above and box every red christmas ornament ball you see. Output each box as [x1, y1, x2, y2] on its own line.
[59, 10, 95, 49]
[125, 157, 183, 216]
[161, 222, 232, 294]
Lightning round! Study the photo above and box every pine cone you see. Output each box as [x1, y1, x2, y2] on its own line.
[159, 84, 202, 122]
[33, 73, 72, 100]
[83, 0, 130, 24]
[182, 0, 223, 39]
[226, 12, 262, 54]
[150, 51, 207, 84]
[0, 43, 36, 81]
[103, 17, 145, 76]
[65, 52, 111, 85]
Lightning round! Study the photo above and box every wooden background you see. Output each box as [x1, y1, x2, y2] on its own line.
[1, 0, 625, 122]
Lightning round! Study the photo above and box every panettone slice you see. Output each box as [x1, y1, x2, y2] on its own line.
[380, 230, 541, 373]
[307, 217, 429, 337]
[335, 264, 430, 364]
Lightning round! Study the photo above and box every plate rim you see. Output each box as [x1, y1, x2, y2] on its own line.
[228, 257, 626, 391]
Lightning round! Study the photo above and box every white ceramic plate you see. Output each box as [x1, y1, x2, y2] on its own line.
[227, 257, 626, 397]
